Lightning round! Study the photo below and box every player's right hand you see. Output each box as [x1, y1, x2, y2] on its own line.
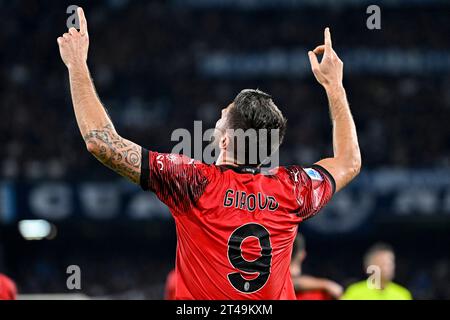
[308, 27, 344, 90]
[324, 280, 344, 299]
[57, 7, 89, 69]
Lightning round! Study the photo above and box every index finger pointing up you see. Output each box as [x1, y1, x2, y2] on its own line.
[324, 27, 332, 49]
[78, 7, 88, 36]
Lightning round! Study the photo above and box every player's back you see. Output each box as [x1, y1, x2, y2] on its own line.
[140, 151, 335, 300]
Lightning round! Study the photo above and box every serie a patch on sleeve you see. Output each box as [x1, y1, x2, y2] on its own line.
[304, 168, 324, 182]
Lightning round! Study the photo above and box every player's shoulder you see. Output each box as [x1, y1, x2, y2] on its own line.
[341, 281, 369, 299]
[389, 282, 413, 299]
[346, 280, 368, 291]
[151, 152, 199, 166]
[155, 152, 213, 171]
[275, 165, 326, 184]
[149, 152, 217, 185]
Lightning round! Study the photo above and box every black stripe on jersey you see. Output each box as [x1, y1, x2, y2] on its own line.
[311, 164, 336, 195]
[218, 165, 261, 174]
[139, 147, 150, 191]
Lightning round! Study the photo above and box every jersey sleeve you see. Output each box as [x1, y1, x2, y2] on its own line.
[139, 148, 211, 214]
[286, 164, 336, 221]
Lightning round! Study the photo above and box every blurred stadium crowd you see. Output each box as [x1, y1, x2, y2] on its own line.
[0, 0, 449, 299]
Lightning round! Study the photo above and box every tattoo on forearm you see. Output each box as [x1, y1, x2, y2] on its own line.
[83, 124, 141, 183]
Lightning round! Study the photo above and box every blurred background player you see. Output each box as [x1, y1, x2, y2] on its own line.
[0, 273, 17, 300]
[164, 269, 176, 300]
[341, 243, 412, 300]
[291, 233, 343, 300]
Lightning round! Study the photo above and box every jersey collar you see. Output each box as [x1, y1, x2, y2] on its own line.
[218, 165, 261, 175]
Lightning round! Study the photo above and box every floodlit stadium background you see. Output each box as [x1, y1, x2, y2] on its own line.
[0, 0, 449, 299]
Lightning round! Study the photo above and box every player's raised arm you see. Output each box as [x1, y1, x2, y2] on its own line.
[57, 7, 142, 184]
[308, 28, 361, 192]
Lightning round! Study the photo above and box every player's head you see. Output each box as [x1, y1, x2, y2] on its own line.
[364, 243, 395, 283]
[290, 233, 306, 276]
[215, 89, 287, 166]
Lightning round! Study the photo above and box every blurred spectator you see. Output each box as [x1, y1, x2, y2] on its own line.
[291, 234, 343, 300]
[341, 243, 412, 300]
[164, 269, 176, 300]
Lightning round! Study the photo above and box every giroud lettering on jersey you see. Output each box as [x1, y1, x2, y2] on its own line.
[223, 189, 279, 212]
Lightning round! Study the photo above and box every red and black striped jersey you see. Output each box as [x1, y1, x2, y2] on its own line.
[140, 149, 335, 300]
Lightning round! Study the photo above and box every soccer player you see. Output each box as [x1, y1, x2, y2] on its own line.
[57, 8, 361, 299]
[291, 233, 343, 300]
[0, 273, 17, 300]
[341, 243, 412, 300]
[165, 269, 177, 300]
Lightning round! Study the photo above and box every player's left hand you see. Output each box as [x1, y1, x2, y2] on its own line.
[57, 7, 89, 69]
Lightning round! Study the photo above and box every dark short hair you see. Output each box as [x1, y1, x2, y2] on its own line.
[364, 243, 394, 267]
[292, 233, 306, 259]
[226, 89, 287, 166]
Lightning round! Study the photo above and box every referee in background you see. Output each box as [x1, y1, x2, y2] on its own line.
[342, 243, 412, 300]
